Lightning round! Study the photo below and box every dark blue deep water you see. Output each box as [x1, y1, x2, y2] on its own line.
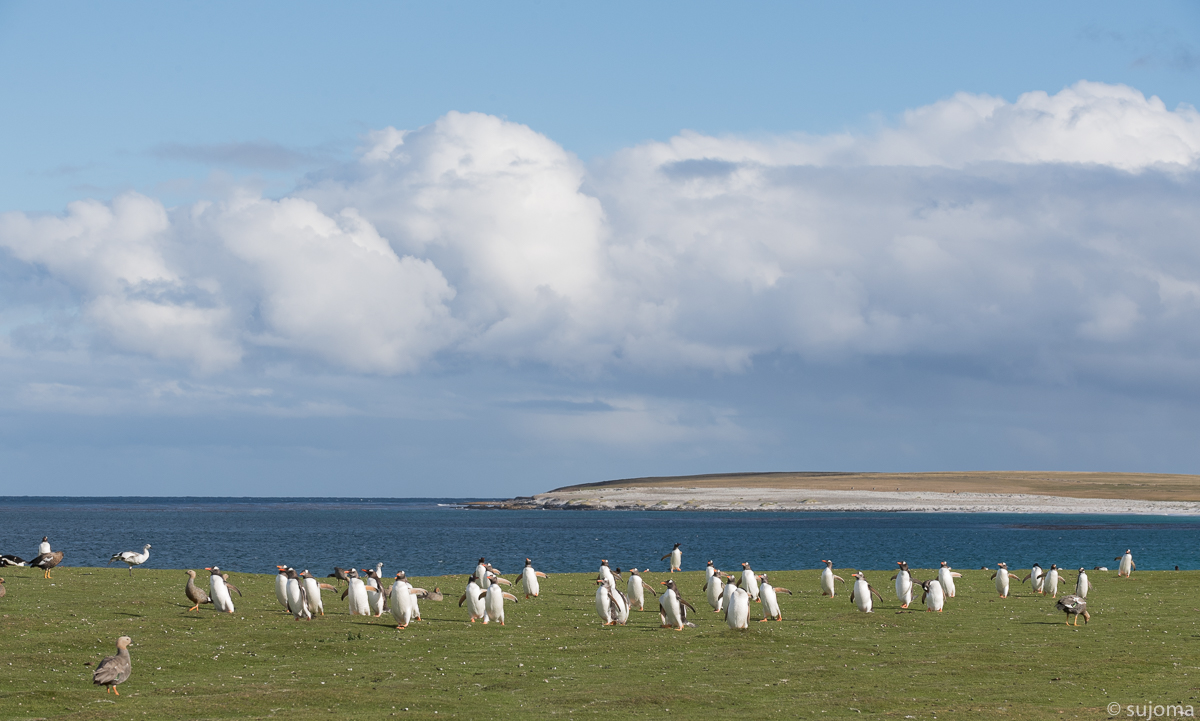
[1, 497, 1196, 576]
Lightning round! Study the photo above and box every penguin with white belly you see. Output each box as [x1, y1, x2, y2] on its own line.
[1021, 563, 1045, 595]
[274, 566, 291, 611]
[459, 574, 488, 623]
[725, 587, 750, 629]
[479, 576, 518, 625]
[661, 543, 682, 573]
[596, 559, 614, 585]
[1116, 550, 1134, 578]
[475, 558, 490, 587]
[205, 566, 236, 614]
[920, 578, 944, 612]
[820, 560, 845, 598]
[300, 570, 335, 616]
[757, 573, 792, 622]
[720, 573, 737, 613]
[596, 577, 630, 626]
[892, 561, 914, 608]
[659, 578, 696, 630]
[849, 572, 883, 613]
[705, 569, 725, 612]
[937, 562, 960, 598]
[389, 572, 420, 629]
[518, 558, 548, 599]
[1075, 568, 1090, 598]
[286, 568, 311, 620]
[627, 568, 656, 611]
[1045, 564, 1062, 598]
[991, 562, 1010, 598]
[342, 568, 372, 616]
[738, 562, 760, 602]
[363, 567, 386, 617]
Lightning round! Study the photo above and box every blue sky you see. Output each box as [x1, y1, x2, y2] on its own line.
[1, 2, 1199, 496]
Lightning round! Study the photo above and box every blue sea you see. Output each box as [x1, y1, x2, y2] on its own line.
[1, 497, 1196, 576]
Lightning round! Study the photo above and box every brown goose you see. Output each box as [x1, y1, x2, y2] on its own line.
[0, 577, 6, 598]
[327, 567, 350, 586]
[1056, 595, 1090, 626]
[184, 570, 210, 611]
[0, 554, 26, 567]
[92, 636, 133, 695]
[30, 550, 64, 578]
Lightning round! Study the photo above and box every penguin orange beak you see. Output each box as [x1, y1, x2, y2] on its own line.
[204, 567, 213, 571]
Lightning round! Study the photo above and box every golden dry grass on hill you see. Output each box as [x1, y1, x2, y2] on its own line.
[553, 471, 1200, 502]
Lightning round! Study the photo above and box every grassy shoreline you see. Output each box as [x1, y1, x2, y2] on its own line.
[1, 566, 1196, 719]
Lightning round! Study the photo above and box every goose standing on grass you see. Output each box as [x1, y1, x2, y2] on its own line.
[92, 636, 132, 695]
[0, 577, 5, 599]
[38, 536, 51, 556]
[108, 545, 151, 576]
[1056, 594, 1089, 625]
[661, 543, 683, 573]
[206, 567, 235, 613]
[30, 550, 64, 579]
[1116, 550, 1135, 578]
[184, 570, 210, 611]
[820, 560, 846, 598]
[327, 567, 350, 587]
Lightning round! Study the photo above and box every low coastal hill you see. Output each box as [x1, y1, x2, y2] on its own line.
[552, 470, 1200, 502]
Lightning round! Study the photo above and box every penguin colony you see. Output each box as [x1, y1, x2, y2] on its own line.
[0, 535, 1147, 700]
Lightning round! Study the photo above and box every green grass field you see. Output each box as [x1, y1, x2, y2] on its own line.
[0, 566, 1195, 720]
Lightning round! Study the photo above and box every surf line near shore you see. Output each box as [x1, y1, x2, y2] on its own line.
[471, 470, 1200, 515]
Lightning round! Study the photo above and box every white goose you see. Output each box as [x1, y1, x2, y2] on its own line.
[108, 544, 152, 576]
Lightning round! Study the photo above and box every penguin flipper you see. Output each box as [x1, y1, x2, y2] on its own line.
[834, 575, 846, 584]
[226, 583, 242, 597]
[1020, 574, 1031, 583]
[774, 587, 793, 595]
[318, 583, 338, 592]
[1131, 561, 1136, 570]
[536, 571, 548, 578]
[644, 585, 658, 597]
[341, 588, 350, 601]
[660, 554, 671, 561]
[458, 593, 467, 607]
[868, 585, 884, 601]
[502, 592, 518, 602]
[478, 592, 488, 601]
[990, 572, 997, 580]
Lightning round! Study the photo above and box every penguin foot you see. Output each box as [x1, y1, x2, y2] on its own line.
[758, 618, 769, 623]
[901, 604, 909, 609]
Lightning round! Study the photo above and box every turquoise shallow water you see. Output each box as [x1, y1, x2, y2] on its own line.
[0, 497, 1195, 576]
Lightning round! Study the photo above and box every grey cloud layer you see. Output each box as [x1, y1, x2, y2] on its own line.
[2, 81, 1198, 385]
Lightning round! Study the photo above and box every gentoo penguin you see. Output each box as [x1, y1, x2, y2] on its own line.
[107, 544, 151, 576]
[920, 578, 945, 612]
[596, 577, 630, 625]
[661, 543, 682, 573]
[937, 562, 960, 598]
[721, 573, 737, 613]
[479, 576, 518, 625]
[849, 572, 884, 613]
[30, 550, 64, 579]
[725, 586, 750, 629]
[627, 568, 657, 611]
[184, 570, 211, 611]
[596, 559, 614, 585]
[1045, 564, 1062, 598]
[991, 562, 1010, 598]
[518, 558, 548, 599]
[1075, 568, 1090, 599]
[820, 560, 845, 598]
[38, 536, 51, 556]
[738, 562, 760, 602]
[220, 573, 242, 599]
[1021, 563, 1045, 594]
[1116, 550, 1135, 578]
[475, 558, 490, 587]
[327, 567, 350, 587]
[704, 560, 717, 584]
[1056, 594, 1089, 625]
[658, 578, 696, 630]
[341, 568, 371, 616]
[757, 573, 792, 622]
[285, 568, 311, 620]
[459, 574, 488, 623]
[363, 567, 386, 617]
[389, 572, 418, 629]
[892, 561, 914, 608]
[92, 636, 132, 695]
[704, 569, 725, 612]
[396, 571, 423, 620]
[300, 570, 334, 616]
[274, 566, 291, 610]
[205, 567, 235, 613]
